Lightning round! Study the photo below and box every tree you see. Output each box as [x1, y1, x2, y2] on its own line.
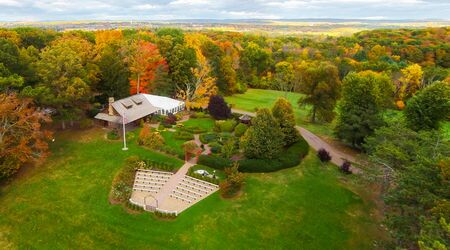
[220, 162, 245, 198]
[34, 35, 98, 129]
[271, 97, 299, 146]
[364, 124, 450, 249]
[138, 125, 165, 149]
[177, 35, 217, 110]
[123, 40, 166, 95]
[297, 61, 341, 122]
[208, 95, 231, 120]
[240, 42, 272, 85]
[240, 108, 284, 159]
[96, 42, 130, 101]
[0, 94, 52, 179]
[405, 81, 450, 131]
[334, 71, 393, 148]
[274, 61, 295, 95]
[397, 63, 423, 100]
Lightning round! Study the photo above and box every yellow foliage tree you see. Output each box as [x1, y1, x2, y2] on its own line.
[177, 34, 217, 110]
[94, 30, 123, 52]
[397, 64, 424, 100]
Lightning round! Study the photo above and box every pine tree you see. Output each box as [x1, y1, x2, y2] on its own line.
[240, 108, 284, 159]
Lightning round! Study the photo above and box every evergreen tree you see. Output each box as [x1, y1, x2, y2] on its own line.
[240, 108, 284, 159]
[405, 81, 450, 131]
[271, 97, 299, 146]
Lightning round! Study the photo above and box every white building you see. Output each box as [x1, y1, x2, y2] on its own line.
[94, 94, 185, 126]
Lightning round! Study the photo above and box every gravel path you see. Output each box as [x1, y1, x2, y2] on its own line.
[231, 108, 362, 173]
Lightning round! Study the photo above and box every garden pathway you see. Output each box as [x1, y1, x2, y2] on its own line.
[155, 160, 195, 207]
[231, 108, 362, 173]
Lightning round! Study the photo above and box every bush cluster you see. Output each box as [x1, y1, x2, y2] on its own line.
[234, 123, 248, 137]
[215, 119, 237, 133]
[198, 155, 233, 170]
[208, 141, 223, 154]
[154, 210, 177, 219]
[317, 148, 332, 162]
[143, 159, 178, 172]
[126, 201, 144, 212]
[190, 111, 210, 119]
[181, 126, 207, 134]
[238, 138, 309, 173]
[340, 160, 352, 174]
[199, 132, 218, 144]
[173, 130, 194, 140]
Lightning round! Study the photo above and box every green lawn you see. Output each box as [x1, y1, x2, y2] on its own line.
[182, 117, 216, 131]
[225, 89, 333, 137]
[0, 128, 383, 249]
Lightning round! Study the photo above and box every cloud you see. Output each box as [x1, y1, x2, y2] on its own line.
[0, 0, 448, 21]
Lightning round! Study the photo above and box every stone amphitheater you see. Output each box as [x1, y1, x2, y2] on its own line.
[129, 161, 219, 215]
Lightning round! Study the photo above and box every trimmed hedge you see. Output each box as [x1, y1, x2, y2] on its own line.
[208, 142, 222, 153]
[182, 126, 207, 134]
[234, 123, 248, 137]
[199, 132, 218, 144]
[173, 131, 194, 140]
[198, 155, 233, 170]
[238, 138, 309, 173]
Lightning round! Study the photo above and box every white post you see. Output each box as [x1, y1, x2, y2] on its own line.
[122, 113, 128, 151]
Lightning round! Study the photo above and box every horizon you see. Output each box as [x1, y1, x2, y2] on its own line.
[1, 0, 450, 22]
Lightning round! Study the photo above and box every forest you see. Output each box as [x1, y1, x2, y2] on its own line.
[0, 26, 449, 249]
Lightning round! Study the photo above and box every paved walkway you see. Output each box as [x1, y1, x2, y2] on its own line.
[231, 108, 362, 173]
[155, 160, 195, 207]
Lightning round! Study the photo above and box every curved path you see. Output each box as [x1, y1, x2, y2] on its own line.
[232, 108, 361, 173]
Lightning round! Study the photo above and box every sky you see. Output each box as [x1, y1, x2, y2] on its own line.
[0, 0, 449, 21]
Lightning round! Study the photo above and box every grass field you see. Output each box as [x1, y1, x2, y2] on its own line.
[225, 89, 333, 137]
[0, 128, 383, 249]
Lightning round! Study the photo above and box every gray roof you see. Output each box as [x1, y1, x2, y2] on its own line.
[94, 113, 122, 123]
[111, 94, 160, 124]
[95, 94, 185, 125]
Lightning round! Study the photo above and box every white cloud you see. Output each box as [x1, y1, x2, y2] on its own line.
[169, 0, 211, 6]
[223, 10, 280, 19]
[0, 0, 22, 7]
[133, 4, 160, 10]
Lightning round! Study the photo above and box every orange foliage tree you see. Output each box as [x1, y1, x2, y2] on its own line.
[0, 94, 52, 179]
[123, 40, 167, 95]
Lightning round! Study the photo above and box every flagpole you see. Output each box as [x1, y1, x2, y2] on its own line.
[122, 113, 128, 151]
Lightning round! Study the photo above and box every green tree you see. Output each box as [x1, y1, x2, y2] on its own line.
[405, 81, 450, 131]
[297, 61, 341, 122]
[240, 42, 272, 86]
[274, 61, 295, 95]
[96, 42, 130, 101]
[240, 108, 284, 159]
[334, 71, 393, 148]
[34, 35, 99, 129]
[365, 124, 450, 249]
[271, 97, 299, 146]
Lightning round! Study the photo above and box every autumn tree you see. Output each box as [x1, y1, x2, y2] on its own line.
[405, 81, 450, 131]
[272, 97, 299, 146]
[240, 42, 272, 86]
[220, 162, 245, 198]
[32, 35, 99, 129]
[274, 61, 295, 95]
[240, 108, 284, 159]
[334, 71, 393, 148]
[123, 40, 166, 95]
[0, 94, 52, 179]
[177, 34, 217, 110]
[397, 63, 423, 100]
[297, 61, 341, 122]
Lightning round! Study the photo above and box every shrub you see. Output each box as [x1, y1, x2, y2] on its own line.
[238, 138, 309, 173]
[191, 111, 209, 118]
[138, 125, 165, 149]
[216, 119, 237, 133]
[220, 163, 245, 198]
[234, 123, 248, 137]
[340, 160, 352, 174]
[199, 132, 218, 144]
[198, 155, 232, 170]
[208, 141, 222, 154]
[107, 129, 120, 140]
[173, 131, 194, 140]
[208, 95, 232, 120]
[182, 126, 207, 134]
[110, 157, 137, 202]
[317, 148, 332, 162]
